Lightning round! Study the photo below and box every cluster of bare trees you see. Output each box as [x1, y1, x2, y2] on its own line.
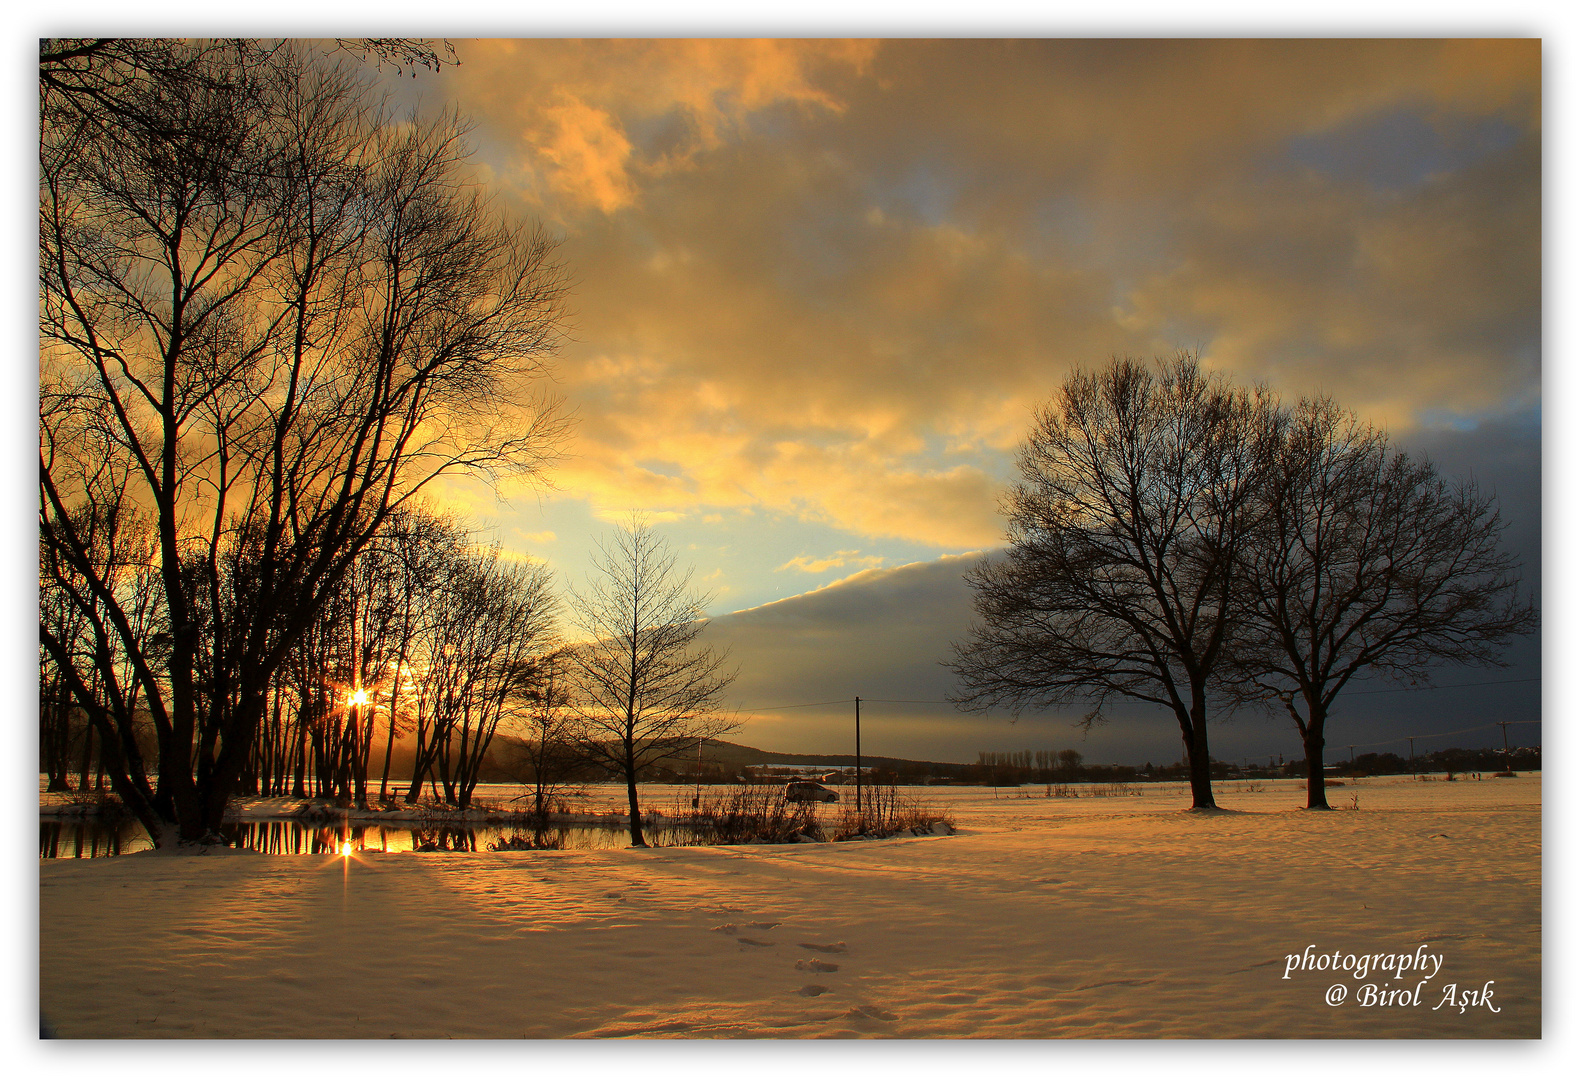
[249, 508, 558, 811]
[38, 39, 568, 844]
[38, 41, 743, 848]
[952, 354, 1536, 810]
[975, 749, 1084, 782]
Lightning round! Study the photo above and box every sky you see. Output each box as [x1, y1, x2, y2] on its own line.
[367, 38, 1542, 766]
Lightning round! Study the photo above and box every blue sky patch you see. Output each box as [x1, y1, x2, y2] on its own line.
[1284, 109, 1521, 190]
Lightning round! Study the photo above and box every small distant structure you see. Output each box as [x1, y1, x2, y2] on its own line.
[743, 764, 871, 785]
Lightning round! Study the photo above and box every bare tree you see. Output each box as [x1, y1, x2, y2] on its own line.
[39, 41, 567, 845]
[373, 508, 468, 802]
[563, 521, 737, 846]
[501, 648, 587, 820]
[951, 354, 1277, 809]
[417, 546, 559, 809]
[1230, 398, 1537, 808]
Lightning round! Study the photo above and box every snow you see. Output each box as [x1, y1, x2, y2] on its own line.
[38, 775, 1542, 1046]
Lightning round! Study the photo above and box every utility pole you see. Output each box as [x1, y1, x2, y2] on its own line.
[1409, 737, 1416, 779]
[693, 736, 703, 810]
[1497, 720, 1515, 776]
[855, 697, 863, 833]
[1348, 745, 1355, 771]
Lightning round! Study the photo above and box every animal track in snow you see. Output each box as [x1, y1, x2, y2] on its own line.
[711, 921, 780, 934]
[847, 1005, 897, 1022]
[736, 938, 774, 948]
[798, 941, 848, 954]
[796, 959, 839, 973]
[797, 984, 831, 997]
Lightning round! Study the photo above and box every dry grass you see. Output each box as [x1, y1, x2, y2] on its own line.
[664, 783, 953, 844]
[830, 783, 954, 840]
[673, 786, 824, 843]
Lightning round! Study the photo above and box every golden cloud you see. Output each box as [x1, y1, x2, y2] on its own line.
[778, 551, 885, 574]
[430, 40, 1537, 550]
[450, 40, 877, 218]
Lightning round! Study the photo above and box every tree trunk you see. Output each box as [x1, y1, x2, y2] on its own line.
[378, 692, 399, 803]
[625, 737, 646, 847]
[1185, 731, 1216, 808]
[292, 716, 307, 798]
[404, 727, 435, 803]
[1304, 708, 1330, 809]
[75, 718, 94, 793]
[1179, 693, 1217, 809]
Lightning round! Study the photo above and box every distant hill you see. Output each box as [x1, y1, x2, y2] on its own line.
[677, 738, 961, 774]
[476, 734, 967, 783]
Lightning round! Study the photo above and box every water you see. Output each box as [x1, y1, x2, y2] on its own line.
[39, 817, 720, 859]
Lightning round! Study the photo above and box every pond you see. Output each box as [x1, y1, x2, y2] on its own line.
[38, 817, 722, 859]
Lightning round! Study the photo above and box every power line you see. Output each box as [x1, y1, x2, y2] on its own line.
[739, 696, 956, 712]
[1336, 676, 1539, 697]
[742, 699, 853, 712]
[1348, 719, 1540, 751]
[1233, 719, 1542, 764]
[742, 675, 1539, 715]
[736, 687, 1541, 767]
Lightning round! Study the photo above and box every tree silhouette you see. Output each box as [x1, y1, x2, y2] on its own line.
[1230, 398, 1536, 808]
[39, 41, 567, 845]
[563, 520, 737, 846]
[951, 354, 1277, 809]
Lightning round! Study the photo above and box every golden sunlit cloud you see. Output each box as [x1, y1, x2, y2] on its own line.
[532, 95, 636, 212]
[453, 39, 878, 220]
[777, 551, 885, 575]
[431, 39, 1536, 557]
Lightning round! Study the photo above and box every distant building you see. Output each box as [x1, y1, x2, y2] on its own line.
[742, 764, 871, 784]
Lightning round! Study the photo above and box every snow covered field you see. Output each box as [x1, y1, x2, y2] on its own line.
[38, 774, 1539, 1040]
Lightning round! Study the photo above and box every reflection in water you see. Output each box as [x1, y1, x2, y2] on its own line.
[39, 819, 153, 859]
[40, 818, 721, 859]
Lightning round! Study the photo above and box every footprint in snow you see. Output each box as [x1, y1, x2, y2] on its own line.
[847, 1005, 897, 1022]
[796, 959, 839, 973]
[713, 921, 780, 934]
[799, 941, 848, 954]
[737, 938, 774, 947]
[798, 985, 831, 997]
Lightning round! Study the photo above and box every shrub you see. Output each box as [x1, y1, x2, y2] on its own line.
[831, 783, 954, 839]
[680, 786, 824, 844]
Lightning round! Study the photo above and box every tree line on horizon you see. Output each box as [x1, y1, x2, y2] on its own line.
[966, 747, 1540, 787]
[950, 354, 1537, 810]
[38, 39, 734, 849]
